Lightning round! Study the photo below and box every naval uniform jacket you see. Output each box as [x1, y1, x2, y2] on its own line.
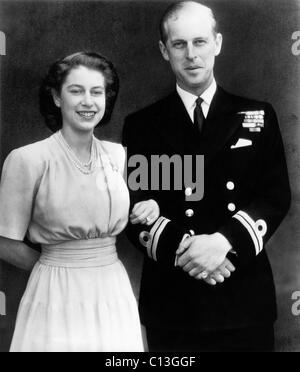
[122, 86, 291, 331]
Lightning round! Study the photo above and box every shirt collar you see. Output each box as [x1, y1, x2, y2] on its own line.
[176, 79, 217, 111]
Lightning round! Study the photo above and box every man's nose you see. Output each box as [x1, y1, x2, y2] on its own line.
[186, 43, 197, 60]
[81, 92, 93, 106]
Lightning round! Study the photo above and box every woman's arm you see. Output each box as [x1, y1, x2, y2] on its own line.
[0, 236, 40, 271]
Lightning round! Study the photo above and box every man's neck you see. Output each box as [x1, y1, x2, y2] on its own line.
[177, 77, 215, 97]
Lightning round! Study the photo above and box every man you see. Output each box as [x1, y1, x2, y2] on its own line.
[123, 1, 291, 351]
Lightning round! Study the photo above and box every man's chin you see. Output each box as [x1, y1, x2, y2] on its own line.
[181, 79, 207, 92]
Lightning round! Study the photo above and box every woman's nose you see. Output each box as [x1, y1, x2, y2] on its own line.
[81, 92, 93, 106]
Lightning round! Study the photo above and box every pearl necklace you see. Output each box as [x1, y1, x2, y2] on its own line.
[57, 130, 97, 175]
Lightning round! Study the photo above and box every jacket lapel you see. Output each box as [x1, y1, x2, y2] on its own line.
[200, 87, 244, 164]
[157, 87, 243, 161]
[157, 93, 200, 154]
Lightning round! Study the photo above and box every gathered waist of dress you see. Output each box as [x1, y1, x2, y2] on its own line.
[39, 237, 118, 268]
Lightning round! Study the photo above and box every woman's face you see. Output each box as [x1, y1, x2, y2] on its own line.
[53, 65, 106, 133]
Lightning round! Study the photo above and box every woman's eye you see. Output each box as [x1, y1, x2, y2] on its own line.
[92, 91, 103, 96]
[70, 89, 82, 94]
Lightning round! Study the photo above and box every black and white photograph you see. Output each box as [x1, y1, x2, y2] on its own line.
[0, 0, 299, 354]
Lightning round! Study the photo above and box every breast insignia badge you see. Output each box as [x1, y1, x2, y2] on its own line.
[238, 110, 265, 132]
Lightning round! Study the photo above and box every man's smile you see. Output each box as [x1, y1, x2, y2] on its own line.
[185, 66, 203, 71]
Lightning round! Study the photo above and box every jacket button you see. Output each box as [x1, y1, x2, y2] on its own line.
[255, 219, 267, 237]
[227, 203, 236, 212]
[226, 181, 235, 190]
[185, 187, 193, 196]
[185, 209, 194, 217]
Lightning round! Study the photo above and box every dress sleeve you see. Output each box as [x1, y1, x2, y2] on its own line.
[0, 149, 40, 241]
[118, 145, 126, 177]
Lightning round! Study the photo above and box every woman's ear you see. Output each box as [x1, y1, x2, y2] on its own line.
[51, 89, 61, 108]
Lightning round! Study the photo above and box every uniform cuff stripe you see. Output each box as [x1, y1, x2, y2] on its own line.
[147, 218, 164, 259]
[233, 211, 263, 255]
[148, 217, 170, 261]
[152, 218, 170, 261]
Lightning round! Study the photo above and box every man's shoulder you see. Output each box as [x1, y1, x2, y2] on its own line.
[219, 87, 274, 112]
[125, 93, 177, 122]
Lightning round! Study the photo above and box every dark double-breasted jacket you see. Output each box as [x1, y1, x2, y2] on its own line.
[122, 86, 291, 331]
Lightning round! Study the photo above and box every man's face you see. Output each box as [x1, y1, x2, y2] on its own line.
[159, 6, 222, 95]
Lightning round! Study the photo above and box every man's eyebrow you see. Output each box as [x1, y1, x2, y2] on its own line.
[170, 37, 209, 43]
[170, 38, 186, 43]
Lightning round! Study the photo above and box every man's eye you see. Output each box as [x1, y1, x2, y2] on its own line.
[173, 42, 184, 48]
[195, 40, 206, 46]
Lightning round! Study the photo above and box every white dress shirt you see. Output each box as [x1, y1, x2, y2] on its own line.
[176, 79, 217, 123]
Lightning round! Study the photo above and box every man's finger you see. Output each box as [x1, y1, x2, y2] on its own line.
[176, 237, 193, 255]
[187, 267, 202, 277]
[182, 262, 196, 273]
[211, 274, 225, 283]
[202, 277, 217, 285]
[225, 260, 236, 272]
[220, 268, 231, 278]
[176, 252, 193, 268]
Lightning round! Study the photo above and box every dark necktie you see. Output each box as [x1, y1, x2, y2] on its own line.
[194, 97, 205, 134]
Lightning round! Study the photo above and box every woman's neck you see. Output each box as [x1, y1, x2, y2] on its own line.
[61, 127, 94, 163]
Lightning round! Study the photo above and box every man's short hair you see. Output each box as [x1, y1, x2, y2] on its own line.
[159, 1, 218, 44]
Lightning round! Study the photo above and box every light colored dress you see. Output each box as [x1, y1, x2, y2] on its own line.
[0, 131, 144, 352]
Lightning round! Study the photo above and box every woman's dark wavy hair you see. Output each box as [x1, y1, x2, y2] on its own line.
[39, 51, 119, 132]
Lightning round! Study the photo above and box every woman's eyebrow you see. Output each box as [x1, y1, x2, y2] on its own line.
[67, 84, 105, 89]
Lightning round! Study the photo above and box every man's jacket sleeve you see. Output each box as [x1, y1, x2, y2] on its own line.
[123, 115, 188, 268]
[218, 104, 291, 266]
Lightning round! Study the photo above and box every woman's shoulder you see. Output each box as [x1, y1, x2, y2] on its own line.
[97, 139, 125, 158]
[5, 135, 54, 168]
[97, 139, 124, 151]
[96, 139, 126, 172]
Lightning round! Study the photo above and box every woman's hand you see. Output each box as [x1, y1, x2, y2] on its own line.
[130, 199, 160, 226]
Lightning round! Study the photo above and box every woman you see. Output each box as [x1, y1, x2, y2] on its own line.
[0, 52, 159, 352]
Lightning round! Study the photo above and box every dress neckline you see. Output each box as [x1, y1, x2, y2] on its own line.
[55, 130, 97, 175]
[53, 131, 120, 175]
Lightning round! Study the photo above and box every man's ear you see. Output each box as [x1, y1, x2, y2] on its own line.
[214, 33, 223, 56]
[159, 41, 170, 62]
[51, 89, 61, 108]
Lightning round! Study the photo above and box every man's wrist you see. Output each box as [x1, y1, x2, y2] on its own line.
[215, 232, 232, 254]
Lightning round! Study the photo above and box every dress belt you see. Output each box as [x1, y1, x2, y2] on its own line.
[39, 237, 118, 268]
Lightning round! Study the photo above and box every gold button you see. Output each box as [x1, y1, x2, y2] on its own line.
[185, 209, 194, 217]
[226, 181, 235, 190]
[185, 187, 193, 197]
[228, 203, 236, 212]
